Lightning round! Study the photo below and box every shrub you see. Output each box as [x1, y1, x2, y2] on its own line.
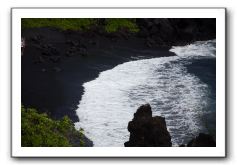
[104, 18, 139, 33]
[21, 18, 96, 31]
[21, 105, 85, 147]
[21, 18, 139, 33]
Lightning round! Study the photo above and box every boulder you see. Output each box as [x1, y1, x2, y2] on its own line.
[78, 47, 88, 56]
[53, 67, 62, 72]
[66, 40, 79, 46]
[34, 55, 45, 64]
[124, 104, 172, 147]
[31, 35, 43, 44]
[50, 56, 61, 63]
[187, 133, 216, 147]
[41, 44, 59, 57]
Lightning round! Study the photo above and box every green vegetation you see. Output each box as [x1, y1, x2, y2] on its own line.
[22, 18, 96, 31]
[21, 18, 139, 33]
[104, 19, 139, 33]
[21, 105, 85, 147]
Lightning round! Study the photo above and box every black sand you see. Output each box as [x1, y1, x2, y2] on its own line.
[21, 27, 176, 122]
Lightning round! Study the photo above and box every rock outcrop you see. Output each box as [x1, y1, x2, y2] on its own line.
[187, 133, 216, 147]
[124, 104, 172, 147]
[125, 104, 216, 147]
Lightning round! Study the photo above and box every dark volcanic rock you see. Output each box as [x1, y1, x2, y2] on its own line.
[34, 55, 45, 64]
[53, 67, 62, 72]
[124, 104, 172, 147]
[187, 133, 216, 147]
[124, 104, 216, 147]
[136, 18, 216, 47]
[66, 40, 79, 47]
[50, 56, 61, 63]
[31, 35, 43, 44]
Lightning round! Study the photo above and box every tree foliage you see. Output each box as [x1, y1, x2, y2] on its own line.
[21, 105, 85, 147]
[21, 18, 139, 33]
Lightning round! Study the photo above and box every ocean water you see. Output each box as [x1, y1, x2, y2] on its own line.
[75, 40, 216, 147]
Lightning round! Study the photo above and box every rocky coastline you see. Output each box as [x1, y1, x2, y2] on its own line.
[21, 18, 216, 147]
[125, 104, 216, 147]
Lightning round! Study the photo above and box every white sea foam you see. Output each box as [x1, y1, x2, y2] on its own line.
[75, 40, 216, 147]
[170, 39, 216, 58]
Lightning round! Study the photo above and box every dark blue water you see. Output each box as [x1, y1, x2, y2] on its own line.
[186, 58, 216, 138]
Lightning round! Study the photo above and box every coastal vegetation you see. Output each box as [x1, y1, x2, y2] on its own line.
[21, 18, 139, 33]
[103, 19, 139, 32]
[21, 105, 85, 147]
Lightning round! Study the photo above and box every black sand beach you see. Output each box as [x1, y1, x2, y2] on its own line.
[21, 18, 216, 147]
[21, 27, 176, 122]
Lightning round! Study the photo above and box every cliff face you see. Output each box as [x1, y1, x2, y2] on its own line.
[125, 104, 216, 147]
[136, 18, 216, 47]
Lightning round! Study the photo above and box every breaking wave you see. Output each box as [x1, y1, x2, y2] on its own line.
[75, 40, 216, 147]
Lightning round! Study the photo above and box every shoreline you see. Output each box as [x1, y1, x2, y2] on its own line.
[21, 18, 216, 146]
[21, 27, 175, 123]
[74, 40, 216, 146]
